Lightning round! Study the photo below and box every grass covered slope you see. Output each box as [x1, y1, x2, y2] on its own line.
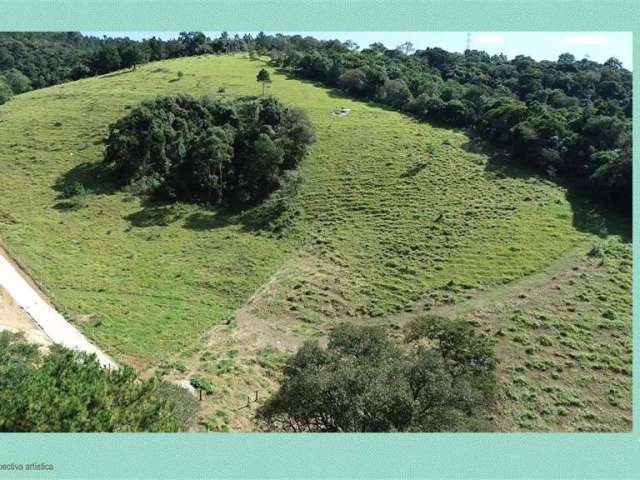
[0, 55, 631, 430]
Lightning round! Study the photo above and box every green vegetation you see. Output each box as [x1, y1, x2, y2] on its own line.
[268, 37, 631, 211]
[258, 320, 496, 432]
[0, 331, 195, 432]
[485, 238, 632, 431]
[256, 68, 272, 95]
[0, 31, 252, 91]
[190, 375, 214, 401]
[104, 94, 314, 205]
[0, 53, 631, 431]
[1, 32, 631, 209]
[0, 77, 12, 104]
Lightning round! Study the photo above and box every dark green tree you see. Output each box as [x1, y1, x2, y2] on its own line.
[338, 68, 367, 96]
[0, 331, 195, 432]
[257, 68, 272, 95]
[2, 68, 31, 93]
[119, 42, 146, 70]
[257, 319, 496, 432]
[0, 77, 12, 104]
[90, 44, 122, 74]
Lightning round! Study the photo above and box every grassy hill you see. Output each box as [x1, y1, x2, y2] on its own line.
[0, 54, 631, 431]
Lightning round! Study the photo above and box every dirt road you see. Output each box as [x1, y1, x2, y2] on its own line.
[0, 246, 117, 368]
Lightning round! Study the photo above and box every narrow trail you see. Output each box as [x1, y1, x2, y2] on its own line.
[0, 244, 117, 368]
[390, 239, 595, 325]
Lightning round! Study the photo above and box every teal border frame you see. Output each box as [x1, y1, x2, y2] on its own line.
[0, 1, 638, 478]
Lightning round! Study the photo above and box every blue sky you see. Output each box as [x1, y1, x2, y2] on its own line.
[83, 32, 633, 69]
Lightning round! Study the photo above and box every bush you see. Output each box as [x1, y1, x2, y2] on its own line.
[376, 79, 412, 109]
[104, 94, 315, 206]
[190, 375, 214, 394]
[257, 318, 496, 432]
[0, 78, 12, 104]
[157, 383, 200, 430]
[338, 68, 367, 96]
[60, 181, 86, 199]
[2, 68, 31, 93]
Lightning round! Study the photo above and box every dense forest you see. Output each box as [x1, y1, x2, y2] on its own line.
[0, 31, 632, 210]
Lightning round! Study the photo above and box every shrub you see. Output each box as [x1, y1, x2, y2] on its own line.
[338, 68, 367, 96]
[157, 383, 200, 430]
[60, 181, 86, 199]
[376, 79, 412, 109]
[587, 243, 604, 258]
[0, 78, 12, 104]
[2, 68, 31, 93]
[103, 94, 315, 206]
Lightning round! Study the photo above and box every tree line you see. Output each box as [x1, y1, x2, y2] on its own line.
[0, 31, 631, 210]
[262, 36, 631, 212]
[0, 31, 255, 95]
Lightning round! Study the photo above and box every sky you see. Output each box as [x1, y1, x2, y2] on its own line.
[83, 32, 633, 69]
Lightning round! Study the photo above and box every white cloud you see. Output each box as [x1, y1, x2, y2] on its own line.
[550, 34, 611, 46]
[472, 33, 504, 45]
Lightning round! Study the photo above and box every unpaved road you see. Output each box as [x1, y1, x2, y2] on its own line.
[0, 285, 51, 346]
[0, 247, 117, 368]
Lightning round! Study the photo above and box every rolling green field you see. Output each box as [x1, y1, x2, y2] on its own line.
[0, 54, 631, 431]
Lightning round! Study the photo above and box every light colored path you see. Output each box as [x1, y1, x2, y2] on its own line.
[0, 285, 51, 346]
[0, 249, 117, 368]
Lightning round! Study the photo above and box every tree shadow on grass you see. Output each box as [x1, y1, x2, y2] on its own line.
[182, 209, 236, 230]
[53, 160, 120, 198]
[123, 198, 255, 232]
[52, 160, 121, 211]
[125, 202, 186, 228]
[565, 189, 631, 243]
[462, 137, 631, 243]
[400, 161, 428, 178]
[52, 200, 83, 211]
[54, 156, 289, 234]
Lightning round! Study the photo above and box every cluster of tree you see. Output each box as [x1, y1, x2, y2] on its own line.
[1, 32, 630, 210]
[0, 331, 197, 432]
[0, 32, 92, 92]
[0, 31, 254, 98]
[257, 316, 497, 432]
[103, 94, 315, 205]
[261, 37, 632, 211]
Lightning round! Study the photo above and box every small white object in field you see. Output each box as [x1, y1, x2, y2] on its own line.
[175, 379, 197, 396]
[332, 107, 352, 117]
